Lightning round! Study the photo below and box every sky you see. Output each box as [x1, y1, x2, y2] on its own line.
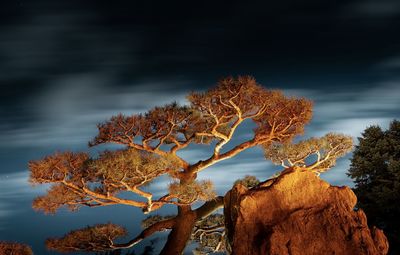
[0, 0, 399, 254]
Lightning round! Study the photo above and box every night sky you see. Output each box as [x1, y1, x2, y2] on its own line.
[0, 1, 400, 254]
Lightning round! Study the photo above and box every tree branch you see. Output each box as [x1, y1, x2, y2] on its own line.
[195, 196, 224, 219]
[61, 181, 147, 209]
[189, 137, 271, 174]
[111, 217, 176, 249]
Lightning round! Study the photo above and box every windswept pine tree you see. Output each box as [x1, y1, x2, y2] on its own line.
[29, 76, 353, 254]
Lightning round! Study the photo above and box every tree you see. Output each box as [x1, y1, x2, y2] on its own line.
[0, 241, 33, 255]
[29, 76, 352, 254]
[348, 120, 400, 254]
[265, 132, 353, 175]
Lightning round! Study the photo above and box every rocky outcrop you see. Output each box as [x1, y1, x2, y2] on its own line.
[224, 168, 389, 255]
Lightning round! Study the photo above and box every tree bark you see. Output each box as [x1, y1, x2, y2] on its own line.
[159, 196, 224, 254]
[112, 218, 175, 249]
[159, 205, 197, 255]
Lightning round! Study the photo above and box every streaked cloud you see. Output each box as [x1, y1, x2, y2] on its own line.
[349, 0, 400, 17]
[0, 75, 189, 148]
[377, 56, 400, 70]
[0, 171, 45, 198]
[0, 171, 46, 228]
[295, 80, 400, 140]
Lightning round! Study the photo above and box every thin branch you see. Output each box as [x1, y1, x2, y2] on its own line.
[61, 180, 147, 209]
[214, 232, 225, 252]
[193, 225, 224, 236]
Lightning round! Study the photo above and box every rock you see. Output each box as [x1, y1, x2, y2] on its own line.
[224, 168, 389, 255]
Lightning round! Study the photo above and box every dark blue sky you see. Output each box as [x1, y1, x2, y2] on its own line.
[0, 0, 399, 254]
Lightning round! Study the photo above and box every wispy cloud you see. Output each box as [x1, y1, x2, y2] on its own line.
[358, 1, 400, 17]
[0, 75, 189, 148]
[294, 80, 400, 140]
[0, 171, 46, 228]
[0, 171, 41, 198]
[376, 56, 400, 70]
[345, 0, 400, 17]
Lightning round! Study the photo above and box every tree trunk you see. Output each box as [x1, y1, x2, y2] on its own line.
[159, 205, 197, 255]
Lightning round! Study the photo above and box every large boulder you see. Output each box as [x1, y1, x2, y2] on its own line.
[224, 168, 389, 255]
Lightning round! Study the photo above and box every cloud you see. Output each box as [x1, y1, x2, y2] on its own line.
[376, 56, 400, 70]
[346, 0, 400, 17]
[0, 75, 189, 148]
[0, 10, 141, 82]
[316, 118, 392, 139]
[295, 80, 400, 141]
[176, 147, 213, 165]
[0, 171, 46, 228]
[0, 171, 46, 199]
[321, 156, 354, 187]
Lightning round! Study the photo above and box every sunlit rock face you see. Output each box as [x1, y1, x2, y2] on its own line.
[224, 168, 389, 255]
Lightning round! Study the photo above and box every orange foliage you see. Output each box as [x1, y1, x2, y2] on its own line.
[46, 224, 127, 252]
[29, 76, 313, 215]
[28, 76, 320, 254]
[0, 242, 33, 255]
[265, 133, 353, 174]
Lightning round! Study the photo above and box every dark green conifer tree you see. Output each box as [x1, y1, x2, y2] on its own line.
[348, 120, 400, 254]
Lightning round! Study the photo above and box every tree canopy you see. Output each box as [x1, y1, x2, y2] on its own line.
[348, 120, 400, 254]
[0, 242, 33, 255]
[29, 76, 352, 254]
[265, 133, 353, 175]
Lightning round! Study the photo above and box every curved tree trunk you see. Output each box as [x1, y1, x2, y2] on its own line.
[159, 205, 197, 255]
[159, 196, 225, 254]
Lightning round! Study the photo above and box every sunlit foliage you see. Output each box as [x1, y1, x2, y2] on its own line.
[29, 76, 343, 254]
[168, 180, 216, 204]
[32, 184, 86, 214]
[89, 103, 207, 149]
[90, 149, 180, 186]
[265, 133, 353, 175]
[29, 76, 314, 216]
[233, 175, 260, 189]
[29, 151, 90, 184]
[30, 149, 180, 214]
[0, 242, 33, 255]
[187, 76, 313, 157]
[46, 224, 127, 252]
